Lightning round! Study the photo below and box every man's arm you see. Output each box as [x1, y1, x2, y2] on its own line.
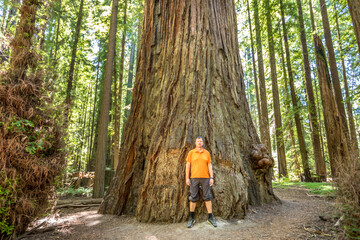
[208, 163, 214, 186]
[186, 162, 191, 186]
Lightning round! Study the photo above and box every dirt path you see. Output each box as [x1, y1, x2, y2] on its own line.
[24, 186, 337, 240]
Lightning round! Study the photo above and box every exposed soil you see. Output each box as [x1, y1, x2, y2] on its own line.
[21, 186, 340, 240]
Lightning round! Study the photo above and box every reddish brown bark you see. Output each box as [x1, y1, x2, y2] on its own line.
[99, 0, 277, 222]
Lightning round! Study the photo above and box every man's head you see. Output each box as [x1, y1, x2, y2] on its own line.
[195, 137, 203, 148]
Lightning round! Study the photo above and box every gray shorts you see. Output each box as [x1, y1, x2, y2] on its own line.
[189, 178, 212, 202]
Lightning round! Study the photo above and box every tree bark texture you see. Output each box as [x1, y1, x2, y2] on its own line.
[99, 0, 277, 222]
[347, 0, 360, 54]
[265, 0, 287, 178]
[296, 0, 325, 179]
[280, 0, 311, 181]
[319, 0, 351, 151]
[253, 0, 271, 153]
[93, 0, 119, 198]
[314, 35, 349, 177]
[334, 3, 359, 158]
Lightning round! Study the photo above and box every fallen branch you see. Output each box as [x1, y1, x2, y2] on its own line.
[55, 203, 100, 209]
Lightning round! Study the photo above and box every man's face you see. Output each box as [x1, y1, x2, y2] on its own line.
[195, 138, 203, 148]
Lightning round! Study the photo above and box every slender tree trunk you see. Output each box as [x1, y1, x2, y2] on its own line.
[64, 0, 85, 122]
[113, 0, 128, 171]
[280, 0, 311, 181]
[254, 0, 271, 153]
[279, 22, 301, 177]
[314, 35, 349, 177]
[334, 3, 359, 158]
[39, 0, 53, 50]
[246, 0, 261, 132]
[265, 0, 287, 178]
[99, 0, 278, 221]
[296, 0, 325, 180]
[87, 59, 100, 172]
[347, 0, 360, 54]
[93, 0, 119, 198]
[319, 0, 351, 151]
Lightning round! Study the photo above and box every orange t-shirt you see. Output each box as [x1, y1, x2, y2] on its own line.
[186, 148, 211, 178]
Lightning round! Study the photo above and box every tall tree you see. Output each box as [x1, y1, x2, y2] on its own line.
[99, 0, 278, 221]
[319, 0, 351, 152]
[113, 0, 128, 171]
[246, 0, 261, 129]
[93, 0, 119, 198]
[279, 22, 301, 176]
[347, 0, 360, 53]
[64, 0, 85, 121]
[334, 3, 359, 158]
[265, 0, 287, 178]
[296, 0, 325, 180]
[254, 0, 271, 153]
[280, 0, 311, 181]
[313, 35, 350, 177]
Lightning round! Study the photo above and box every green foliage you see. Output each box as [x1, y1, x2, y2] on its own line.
[56, 187, 93, 197]
[0, 175, 17, 237]
[273, 179, 335, 196]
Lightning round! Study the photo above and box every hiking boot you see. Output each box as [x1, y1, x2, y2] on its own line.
[187, 218, 195, 228]
[207, 217, 217, 227]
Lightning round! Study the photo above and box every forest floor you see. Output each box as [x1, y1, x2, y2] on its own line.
[22, 185, 340, 240]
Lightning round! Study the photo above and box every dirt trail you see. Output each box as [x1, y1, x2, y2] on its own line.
[24, 186, 337, 240]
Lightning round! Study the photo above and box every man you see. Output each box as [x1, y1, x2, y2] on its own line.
[185, 136, 217, 228]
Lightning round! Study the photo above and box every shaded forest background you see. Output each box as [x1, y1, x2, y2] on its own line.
[0, 0, 359, 239]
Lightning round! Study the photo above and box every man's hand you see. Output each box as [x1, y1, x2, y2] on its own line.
[186, 178, 191, 186]
[210, 178, 214, 186]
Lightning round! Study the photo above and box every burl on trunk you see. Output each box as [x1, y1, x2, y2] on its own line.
[99, 0, 278, 222]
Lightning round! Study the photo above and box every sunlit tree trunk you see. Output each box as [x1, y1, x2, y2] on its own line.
[254, 0, 271, 153]
[314, 35, 350, 177]
[334, 3, 359, 158]
[319, 0, 351, 152]
[99, 0, 277, 221]
[93, 0, 119, 198]
[296, 0, 325, 180]
[347, 0, 360, 54]
[265, 0, 287, 178]
[280, 0, 311, 181]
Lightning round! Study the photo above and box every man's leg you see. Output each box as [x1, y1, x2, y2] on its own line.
[202, 178, 217, 227]
[188, 178, 199, 228]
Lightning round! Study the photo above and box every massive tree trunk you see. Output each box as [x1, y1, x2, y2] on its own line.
[265, 0, 287, 178]
[99, 0, 277, 222]
[347, 0, 360, 54]
[334, 3, 359, 158]
[280, 0, 311, 181]
[246, 0, 261, 130]
[93, 0, 119, 198]
[64, 0, 85, 122]
[296, 0, 325, 180]
[319, 0, 351, 152]
[314, 35, 349, 177]
[253, 0, 271, 153]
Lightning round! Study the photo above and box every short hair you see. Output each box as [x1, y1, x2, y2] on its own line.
[196, 136, 203, 141]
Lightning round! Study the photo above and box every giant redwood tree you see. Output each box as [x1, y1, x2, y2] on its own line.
[99, 0, 278, 222]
